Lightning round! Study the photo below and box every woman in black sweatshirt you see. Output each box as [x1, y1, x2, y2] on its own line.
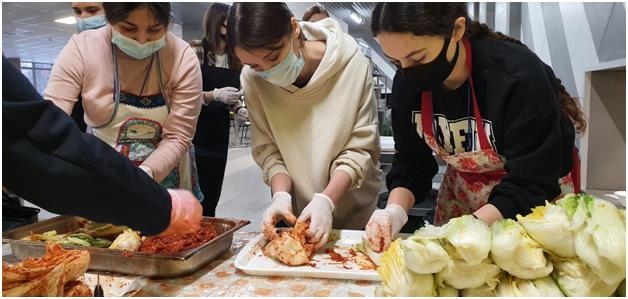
[365, 3, 586, 252]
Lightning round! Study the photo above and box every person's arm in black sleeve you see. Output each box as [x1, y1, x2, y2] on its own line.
[386, 71, 438, 204]
[2, 56, 171, 235]
[487, 64, 565, 220]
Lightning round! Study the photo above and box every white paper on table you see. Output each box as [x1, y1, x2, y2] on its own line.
[83, 272, 147, 297]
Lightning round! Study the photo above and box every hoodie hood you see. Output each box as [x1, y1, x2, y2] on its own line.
[297, 18, 358, 91]
[243, 17, 359, 96]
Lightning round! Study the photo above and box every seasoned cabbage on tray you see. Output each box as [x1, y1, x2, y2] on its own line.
[21, 219, 222, 254]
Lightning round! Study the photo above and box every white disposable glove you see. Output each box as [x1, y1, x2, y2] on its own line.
[365, 203, 408, 253]
[261, 191, 297, 239]
[297, 193, 334, 250]
[213, 87, 243, 105]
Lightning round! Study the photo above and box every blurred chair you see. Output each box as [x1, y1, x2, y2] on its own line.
[229, 111, 235, 131]
[239, 121, 251, 144]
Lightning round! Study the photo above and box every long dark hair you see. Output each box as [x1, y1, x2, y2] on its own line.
[103, 2, 172, 26]
[202, 2, 240, 70]
[371, 2, 586, 134]
[227, 2, 295, 51]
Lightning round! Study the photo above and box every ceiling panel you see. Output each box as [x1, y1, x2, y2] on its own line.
[1, 2, 387, 65]
[1, 2, 213, 64]
[321, 2, 395, 73]
[2, 2, 77, 63]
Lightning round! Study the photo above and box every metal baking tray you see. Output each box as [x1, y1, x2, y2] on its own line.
[2, 215, 249, 278]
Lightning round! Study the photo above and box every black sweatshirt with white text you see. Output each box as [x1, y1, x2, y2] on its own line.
[386, 37, 576, 219]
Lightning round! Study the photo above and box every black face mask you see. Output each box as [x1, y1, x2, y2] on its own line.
[401, 37, 459, 92]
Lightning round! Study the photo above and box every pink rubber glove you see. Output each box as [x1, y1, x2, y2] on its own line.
[261, 192, 297, 240]
[160, 189, 203, 236]
[365, 204, 408, 252]
[297, 193, 334, 250]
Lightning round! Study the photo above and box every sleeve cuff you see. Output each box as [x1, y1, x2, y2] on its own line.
[387, 178, 429, 203]
[487, 194, 521, 220]
[138, 165, 154, 179]
[332, 165, 359, 189]
[266, 164, 290, 184]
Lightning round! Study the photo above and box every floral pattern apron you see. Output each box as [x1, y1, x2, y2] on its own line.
[419, 39, 579, 225]
[90, 46, 203, 201]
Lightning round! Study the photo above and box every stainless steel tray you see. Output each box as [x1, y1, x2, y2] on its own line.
[2, 216, 249, 278]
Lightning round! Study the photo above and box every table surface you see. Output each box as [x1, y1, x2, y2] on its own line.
[4, 232, 380, 297]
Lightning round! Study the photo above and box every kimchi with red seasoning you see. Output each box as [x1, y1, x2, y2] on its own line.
[138, 220, 220, 254]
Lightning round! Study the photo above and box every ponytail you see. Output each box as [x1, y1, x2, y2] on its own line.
[467, 20, 586, 134]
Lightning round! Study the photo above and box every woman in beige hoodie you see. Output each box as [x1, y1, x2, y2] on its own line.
[227, 2, 382, 249]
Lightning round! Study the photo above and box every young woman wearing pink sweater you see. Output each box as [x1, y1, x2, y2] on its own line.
[44, 3, 204, 201]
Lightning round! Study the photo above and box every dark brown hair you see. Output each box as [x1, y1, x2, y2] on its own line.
[371, 2, 586, 134]
[202, 2, 241, 70]
[302, 5, 329, 21]
[188, 39, 204, 63]
[103, 2, 172, 26]
[227, 2, 294, 51]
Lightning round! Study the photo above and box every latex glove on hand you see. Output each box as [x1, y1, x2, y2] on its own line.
[160, 189, 203, 236]
[213, 87, 243, 105]
[297, 193, 334, 250]
[261, 191, 297, 240]
[365, 204, 408, 253]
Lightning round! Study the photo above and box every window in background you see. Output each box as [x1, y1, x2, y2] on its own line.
[20, 62, 34, 86]
[20, 61, 53, 95]
[20, 68, 34, 86]
[34, 68, 51, 95]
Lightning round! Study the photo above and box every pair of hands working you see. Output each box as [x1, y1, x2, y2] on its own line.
[261, 191, 407, 253]
[261, 191, 334, 250]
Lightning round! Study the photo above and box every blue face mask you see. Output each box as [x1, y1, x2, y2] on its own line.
[256, 38, 305, 87]
[111, 28, 166, 60]
[76, 14, 107, 32]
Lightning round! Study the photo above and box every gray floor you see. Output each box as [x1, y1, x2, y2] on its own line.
[215, 146, 269, 232]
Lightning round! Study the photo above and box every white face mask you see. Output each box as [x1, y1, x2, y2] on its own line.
[256, 38, 305, 87]
[111, 28, 166, 60]
[76, 14, 107, 32]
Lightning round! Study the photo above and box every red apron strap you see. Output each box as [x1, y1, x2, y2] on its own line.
[420, 91, 435, 139]
[462, 38, 491, 150]
[571, 147, 581, 193]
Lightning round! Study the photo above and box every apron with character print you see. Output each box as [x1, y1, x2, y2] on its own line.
[91, 46, 203, 201]
[419, 39, 578, 225]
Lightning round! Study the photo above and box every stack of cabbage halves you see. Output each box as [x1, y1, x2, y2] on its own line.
[376, 193, 626, 297]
